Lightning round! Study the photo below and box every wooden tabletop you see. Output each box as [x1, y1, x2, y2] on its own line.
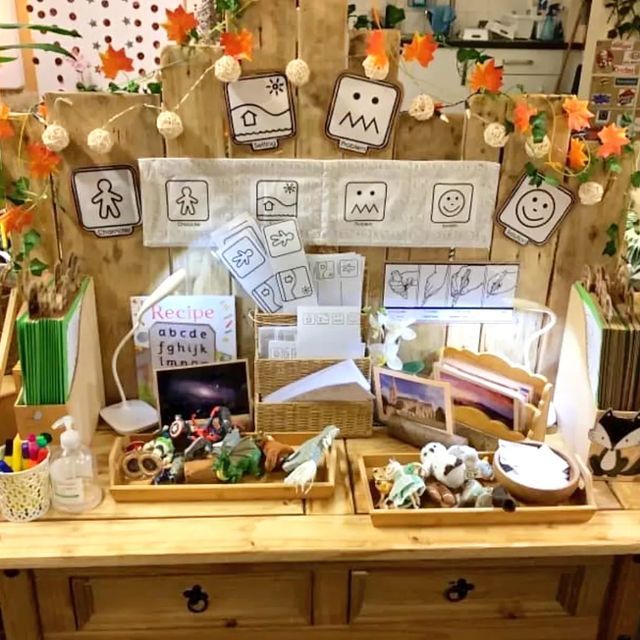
[0, 430, 638, 570]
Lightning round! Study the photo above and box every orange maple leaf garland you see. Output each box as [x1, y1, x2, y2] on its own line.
[469, 59, 503, 94]
[162, 5, 199, 45]
[567, 138, 588, 171]
[562, 96, 594, 132]
[1, 205, 33, 235]
[27, 142, 61, 179]
[0, 103, 14, 140]
[220, 29, 254, 61]
[597, 123, 630, 158]
[512, 100, 537, 133]
[99, 45, 134, 80]
[402, 33, 438, 67]
[366, 30, 388, 69]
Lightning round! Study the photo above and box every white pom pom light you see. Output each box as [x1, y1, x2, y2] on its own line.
[156, 110, 183, 140]
[362, 55, 389, 81]
[525, 135, 551, 159]
[483, 122, 509, 148]
[214, 55, 242, 83]
[579, 181, 604, 206]
[408, 94, 435, 121]
[41, 123, 70, 152]
[87, 128, 114, 154]
[285, 58, 310, 87]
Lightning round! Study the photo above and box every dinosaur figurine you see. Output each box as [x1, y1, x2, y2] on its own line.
[283, 425, 340, 492]
[214, 437, 263, 484]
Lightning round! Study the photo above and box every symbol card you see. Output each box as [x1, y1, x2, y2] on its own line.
[256, 180, 299, 220]
[344, 182, 387, 221]
[166, 179, 210, 222]
[431, 183, 474, 224]
[497, 174, 575, 246]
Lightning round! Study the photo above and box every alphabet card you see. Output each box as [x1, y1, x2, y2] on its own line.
[497, 174, 575, 246]
[325, 73, 402, 153]
[72, 166, 141, 237]
[129, 294, 237, 406]
[224, 73, 296, 151]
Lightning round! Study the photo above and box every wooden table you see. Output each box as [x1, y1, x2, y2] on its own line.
[1, 431, 639, 640]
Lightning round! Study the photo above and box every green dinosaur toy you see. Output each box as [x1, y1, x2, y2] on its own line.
[214, 437, 263, 484]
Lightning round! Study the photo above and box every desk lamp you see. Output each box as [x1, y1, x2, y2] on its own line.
[100, 268, 187, 434]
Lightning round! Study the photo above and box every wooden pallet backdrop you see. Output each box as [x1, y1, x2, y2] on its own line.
[4, 0, 628, 404]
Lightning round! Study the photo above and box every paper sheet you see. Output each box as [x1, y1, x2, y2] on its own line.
[263, 359, 373, 403]
[308, 252, 365, 306]
[257, 326, 297, 358]
[140, 158, 500, 249]
[497, 440, 571, 491]
[296, 306, 364, 359]
[383, 262, 519, 323]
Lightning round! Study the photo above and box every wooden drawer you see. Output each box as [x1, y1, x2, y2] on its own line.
[37, 567, 312, 633]
[349, 560, 611, 630]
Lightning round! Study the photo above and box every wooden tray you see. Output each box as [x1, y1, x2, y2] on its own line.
[359, 452, 597, 527]
[109, 432, 337, 503]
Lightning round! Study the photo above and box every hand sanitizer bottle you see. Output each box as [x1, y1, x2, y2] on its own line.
[50, 416, 102, 513]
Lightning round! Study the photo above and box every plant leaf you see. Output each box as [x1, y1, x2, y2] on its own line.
[0, 42, 76, 59]
[354, 15, 371, 29]
[385, 5, 405, 28]
[22, 228, 41, 254]
[28, 257, 48, 277]
[0, 23, 81, 38]
[631, 171, 640, 188]
[0, 56, 16, 63]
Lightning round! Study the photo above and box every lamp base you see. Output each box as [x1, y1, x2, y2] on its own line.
[100, 400, 159, 435]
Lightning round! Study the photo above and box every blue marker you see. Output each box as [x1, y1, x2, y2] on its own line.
[0, 460, 12, 473]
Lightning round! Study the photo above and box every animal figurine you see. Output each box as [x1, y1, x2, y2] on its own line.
[214, 437, 262, 484]
[386, 459, 426, 509]
[432, 452, 466, 490]
[283, 426, 340, 493]
[420, 442, 446, 476]
[260, 436, 295, 473]
[448, 445, 493, 481]
[475, 485, 517, 512]
[424, 479, 456, 507]
[143, 435, 174, 463]
[588, 410, 640, 477]
[372, 467, 394, 509]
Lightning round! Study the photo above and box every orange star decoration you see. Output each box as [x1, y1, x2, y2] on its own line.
[0, 103, 14, 140]
[513, 100, 537, 133]
[597, 123, 630, 158]
[469, 58, 503, 94]
[402, 33, 438, 68]
[162, 5, 198, 45]
[563, 97, 594, 132]
[99, 45, 134, 80]
[220, 29, 254, 61]
[0, 205, 33, 235]
[366, 30, 388, 69]
[567, 138, 588, 171]
[27, 142, 61, 179]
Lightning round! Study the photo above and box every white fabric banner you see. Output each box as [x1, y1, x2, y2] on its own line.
[139, 158, 500, 249]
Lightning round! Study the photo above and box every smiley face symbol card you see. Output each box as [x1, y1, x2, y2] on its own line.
[325, 73, 402, 154]
[497, 174, 575, 246]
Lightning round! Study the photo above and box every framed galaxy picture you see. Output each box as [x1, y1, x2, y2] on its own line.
[155, 360, 252, 429]
[588, 409, 640, 480]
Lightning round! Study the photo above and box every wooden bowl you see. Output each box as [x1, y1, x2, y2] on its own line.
[492, 442, 581, 506]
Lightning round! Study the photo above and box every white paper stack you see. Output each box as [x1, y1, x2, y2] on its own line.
[497, 440, 571, 491]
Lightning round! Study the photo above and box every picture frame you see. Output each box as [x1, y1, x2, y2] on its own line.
[155, 359, 252, 429]
[373, 367, 454, 433]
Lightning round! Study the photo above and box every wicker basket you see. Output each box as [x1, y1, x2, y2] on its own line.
[0, 453, 51, 522]
[253, 312, 373, 437]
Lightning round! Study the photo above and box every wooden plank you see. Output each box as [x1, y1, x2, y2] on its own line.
[307, 440, 354, 516]
[312, 569, 349, 625]
[160, 45, 231, 297]
[593, 482, 623, 510]
[297, 0, 349, 159]
[600, 556, 640, 640]
[44, 92, 172, 403]
[393, 113, 464, 161]
[542, 157, 632, 382]
[482, 96, 571, 370]
[609, 482, 640, 510]
[0, 570, 41, 640]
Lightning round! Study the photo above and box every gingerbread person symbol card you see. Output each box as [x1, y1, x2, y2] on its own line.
[497, 174, 575, 246]
[325, 73, 402, 154]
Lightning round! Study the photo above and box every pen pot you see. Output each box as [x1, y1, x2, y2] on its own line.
[0, 452, 51, 522]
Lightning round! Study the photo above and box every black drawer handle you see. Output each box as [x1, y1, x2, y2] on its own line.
[444, 578, 475, 602]
[183, 585, 209, 613]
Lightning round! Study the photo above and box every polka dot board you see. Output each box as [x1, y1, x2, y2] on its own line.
[26, 0, 177, 92]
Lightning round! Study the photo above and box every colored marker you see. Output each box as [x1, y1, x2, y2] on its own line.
[12, 434, 22, 472]
[28, 434, 38, 460]
[4, 439, 13, 471]
[0, 460, 12, 473]
[36, 448, 48, 464]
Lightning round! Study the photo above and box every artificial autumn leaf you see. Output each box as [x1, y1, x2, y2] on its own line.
[597, 123, 630, 158]
[27, 142, 61, 179]
[513, 100, 537, 133]
[366, 30, 388, 68]
[220, 29, 253, 62]
[0, 205, 33, 235]
[37, 103, 48, 119]
[563, 96, 594, 132]
[99, 44, 134, 80]
[161, 5, 198, 44]
[0, 103, 13, 140]
[567, 138, 588, 171]
[402, 32, 438, 67]
[469, 58, 503, 94]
